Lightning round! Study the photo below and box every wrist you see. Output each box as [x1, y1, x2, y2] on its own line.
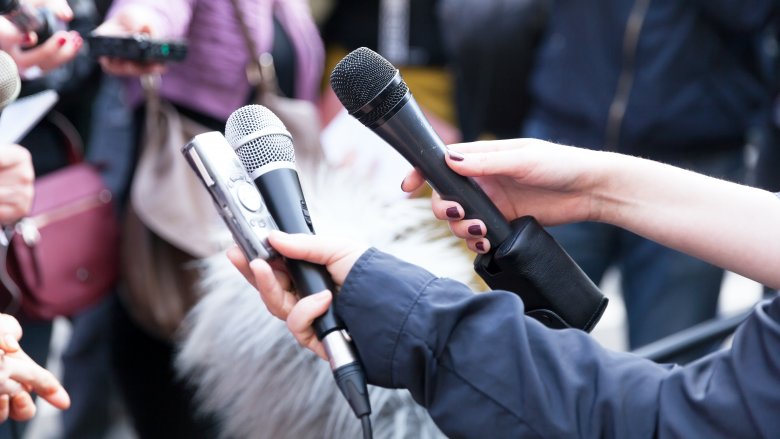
[587, 151, 633, 225]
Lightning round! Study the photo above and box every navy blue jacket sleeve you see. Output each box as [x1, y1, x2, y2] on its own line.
[335, 248, 780, 438]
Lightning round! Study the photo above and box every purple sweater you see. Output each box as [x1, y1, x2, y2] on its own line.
[107, 0, 324, 121]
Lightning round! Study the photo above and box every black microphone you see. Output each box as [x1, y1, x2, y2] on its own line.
[330, 47, 514, 245]
[330, 47, 608, 332]
[0, 0, 60, 43]
[224, 105, 372, 424]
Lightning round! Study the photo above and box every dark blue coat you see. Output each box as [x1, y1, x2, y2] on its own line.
[335, 248, 780, 438]
[525, 0, 776, 158]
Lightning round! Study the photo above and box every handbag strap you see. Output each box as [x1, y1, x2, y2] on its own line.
[228, 0, 281, 95]
[46, 110, 85, 165]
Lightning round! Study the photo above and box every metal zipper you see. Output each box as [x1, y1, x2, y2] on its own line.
[605, 0, 653, 150]
[17, 189, 113, 246]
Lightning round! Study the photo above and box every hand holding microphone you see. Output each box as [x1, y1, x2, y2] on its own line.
[401, 139, 610, 252]
[223, 105, 372, 429]
[330, 47, 608, 332]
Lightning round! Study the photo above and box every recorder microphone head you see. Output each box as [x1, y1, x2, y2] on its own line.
[329, 47, 409, 127]
[0, 50, 20, 112]
[225, 104, 295, 174]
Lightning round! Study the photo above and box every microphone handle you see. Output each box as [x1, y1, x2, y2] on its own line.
[254, 168, 343, 340]
[369, 96, 514, 246]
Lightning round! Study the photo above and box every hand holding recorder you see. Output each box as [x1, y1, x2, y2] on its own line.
[93, 4, 186, 76]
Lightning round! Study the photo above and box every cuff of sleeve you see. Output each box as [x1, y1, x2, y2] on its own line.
[336, 248, 437, 388]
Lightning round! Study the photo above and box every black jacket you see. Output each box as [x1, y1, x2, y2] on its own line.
[525, 0, 776, 159]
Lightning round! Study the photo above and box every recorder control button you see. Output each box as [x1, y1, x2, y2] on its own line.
[236, 182, 262, 212]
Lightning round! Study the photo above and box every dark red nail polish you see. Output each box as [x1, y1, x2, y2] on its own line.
[475, 242, 485, 252]
[468, 225, 482, 236]
[446, 207, 460, 219]
[57, 37, 67, 47]
[448, 150, 465, 161]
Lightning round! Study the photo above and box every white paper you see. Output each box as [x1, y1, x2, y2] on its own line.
[0, 89, 59, 144]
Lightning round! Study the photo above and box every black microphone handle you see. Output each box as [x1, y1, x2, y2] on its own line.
[368, 96, 514, 246]
[253, 167, 343, 340]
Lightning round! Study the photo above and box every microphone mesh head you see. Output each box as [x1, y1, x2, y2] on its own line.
[0, 51, 20, 110]
[225, 105, 295, 173]
[329, 47, 408, 125]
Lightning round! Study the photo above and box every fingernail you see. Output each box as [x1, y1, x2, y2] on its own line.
[468, 225, 482, 236]
[3, 335, 19, 352]
[475, 241, 485, 252]
[400, 177, 407, 191]
[445, 207, 460, 219]
[57, 37, 67, 47]
[448, 150, 465, 162]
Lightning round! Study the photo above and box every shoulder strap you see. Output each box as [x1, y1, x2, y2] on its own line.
[228, 0, 280, 94]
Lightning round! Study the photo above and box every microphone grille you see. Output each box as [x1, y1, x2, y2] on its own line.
[329, 47, 408, 124]
[225, 105, 296, 173]
[0, 51, 20, 110]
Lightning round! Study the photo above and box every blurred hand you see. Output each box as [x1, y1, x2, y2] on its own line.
[93, 5, 166, 76]
[401, 139, 610, 253]
[25, 0, 74, 22]
[0, 144, 34, 224]
[0, 313, 70, 423]
[0, 0, 78, 73]
[4, 29, 81, 74]
[227, 231, 368, 360]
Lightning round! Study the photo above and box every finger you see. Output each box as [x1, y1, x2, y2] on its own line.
[0, 395, 8, 423]
[98, 56, 167, 77]
[38, 386, 70, 410]
[286, 290, 332, 361]
[444, 139, 540, 178]
[226, 246, 253, 284]
[446, 139, 530, 155]
[3, 355, 65, 403]
[466, 237, 491, 254]
[0, 315, 22, 353]
[448, 219, 486, 240]
[267, 232, 368, 284]
[0, 370, 24, 396]
[11, 30, 82, 72]
[9, 391, 35, 421]
[400, 168, 426, 193]
[430, 192, 464, 221]
[51, 1, 74, 21]
[0, 145, 33, 171]
[249, 258, 297, 321]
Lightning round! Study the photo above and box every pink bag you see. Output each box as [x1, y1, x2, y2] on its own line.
[0, 117, 120, 320]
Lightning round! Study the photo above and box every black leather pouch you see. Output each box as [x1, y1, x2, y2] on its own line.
[474, 216, 608, 332]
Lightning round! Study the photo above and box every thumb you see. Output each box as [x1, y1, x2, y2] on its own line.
[445, 142, 533, 180]
[267, 232, 368, 284]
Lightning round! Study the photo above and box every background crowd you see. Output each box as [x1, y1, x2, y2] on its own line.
[0, 0, 778, 438]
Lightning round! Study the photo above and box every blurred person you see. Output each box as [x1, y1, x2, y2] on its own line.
[0, 3, 90, 438]
[94, 0, 324, 436]
[232, 139, 780, 438]
[519, 1, 778, 360]
[1, 145, 71, 426]
[318, 0, 459, 142]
